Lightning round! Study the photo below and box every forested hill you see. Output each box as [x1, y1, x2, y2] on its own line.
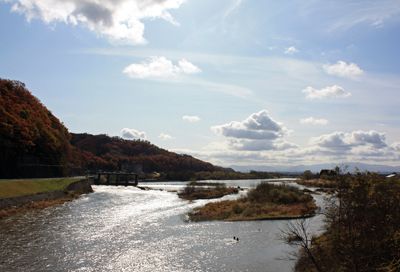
[0, 78, 228, 178]
[0, 79, 71, 178]
[70, 133, 228, 176]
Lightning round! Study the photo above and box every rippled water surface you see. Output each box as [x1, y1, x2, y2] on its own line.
[0, 179, 326, 272]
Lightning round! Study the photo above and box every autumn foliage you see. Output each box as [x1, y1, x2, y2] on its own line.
[0, 78, 226, 178]
[69, 133, 225, 175]
[0, 79, 71, 177]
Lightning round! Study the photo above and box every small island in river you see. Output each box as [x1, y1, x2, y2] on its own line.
[178, 181, 239, 200]
[188, 182, 317, 222]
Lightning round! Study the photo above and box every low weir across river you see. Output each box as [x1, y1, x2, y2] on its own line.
[94, 172, 139, 186]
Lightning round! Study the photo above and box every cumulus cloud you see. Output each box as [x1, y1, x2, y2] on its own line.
[392, 142, 400, 152]
[182, 115, 201, 123]
[300, 117, 328, 125]
[121, 128, 146, 140]
[211, 110, 295, 151]
[158, 132, 173, 140]
[175, 128, 400, 168]
[311, 130, 387, 152]
[323, 61, 364, 79]
[7, 0, 185, 44]
[123, 56, 201, 79]
[177, 59, 201, 74]
[302, 85, 351, 99]
[284, 46, 299, 55]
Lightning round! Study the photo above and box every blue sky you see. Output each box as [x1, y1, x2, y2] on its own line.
[1, 0, 400, 168]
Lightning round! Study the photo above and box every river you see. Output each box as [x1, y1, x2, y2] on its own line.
[0, 179, 327, 272]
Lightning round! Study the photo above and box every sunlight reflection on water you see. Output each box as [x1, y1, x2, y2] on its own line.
[0, 179, 326, 272]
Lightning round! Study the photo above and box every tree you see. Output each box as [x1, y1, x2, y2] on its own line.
[302, 170, 314, 180]
[282, 219, 323, 272]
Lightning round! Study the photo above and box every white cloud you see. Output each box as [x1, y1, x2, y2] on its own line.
[302, 85, 351, 99]
[159, 132, 174, 140]
[229, 139, 298, 151]
[323, 61, 364, 79]
[177, 59, 201, 74]
[392, 142, 400, 152]
[121, 128, 146, 140]
[284, 46, 299, 55]
[212, 110, 284, 140]
[182, 115, 201, 123]
[123, 56, 201, 79]
[173, 128, 400, 168]
[310, 130, 387, 151]
[300, 117, 328, 125]
[7, 0, 185, 44]
[211, 110, 295, 151]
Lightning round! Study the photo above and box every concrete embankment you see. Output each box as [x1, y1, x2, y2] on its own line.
[0, 179, 93, 216]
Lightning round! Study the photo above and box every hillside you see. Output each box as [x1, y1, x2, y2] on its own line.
[0, 78, 227, 178]
[69, 133, 227, 176]
[0, 79, 71, 178]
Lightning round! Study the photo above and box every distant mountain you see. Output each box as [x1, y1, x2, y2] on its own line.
[231, 163, 400, 174]
[0, 78, 226, 178]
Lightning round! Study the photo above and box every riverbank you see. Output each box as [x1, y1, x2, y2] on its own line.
[189, 182, 317, 222]
[0, 178, 93, 218]
[293, 173, 400, 272]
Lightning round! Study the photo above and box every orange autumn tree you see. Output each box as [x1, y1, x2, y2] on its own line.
[0, 79, 71, 177]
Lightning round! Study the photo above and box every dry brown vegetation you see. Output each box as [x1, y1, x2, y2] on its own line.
[178, 182, 238, 200]
[296, 179, 338, 188]
[0, 194, 78, 219]
[189, 182, 317, 221]
[290, 173, 400, 272]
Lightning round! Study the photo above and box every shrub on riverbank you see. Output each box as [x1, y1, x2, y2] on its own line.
[189, 182, 316, 221]
[178, 182, 238, 200]
[293, 173, 400, 272]
[296, 179, 338, 188]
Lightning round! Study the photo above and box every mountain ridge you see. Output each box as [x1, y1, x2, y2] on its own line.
[231, 162, 400, 174]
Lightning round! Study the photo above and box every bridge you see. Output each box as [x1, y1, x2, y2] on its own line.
[93, 172, 139, 186]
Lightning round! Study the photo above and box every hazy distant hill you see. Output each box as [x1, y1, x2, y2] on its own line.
[231, 163, 400, 174]
[0, 78, 225, 178]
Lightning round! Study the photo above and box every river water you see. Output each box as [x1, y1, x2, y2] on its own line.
[0, 179, 327, 272]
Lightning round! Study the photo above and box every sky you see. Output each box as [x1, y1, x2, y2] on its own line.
[1, 0, 400, 169]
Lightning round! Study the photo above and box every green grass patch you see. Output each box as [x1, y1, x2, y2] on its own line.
[0, 177, 81, 199]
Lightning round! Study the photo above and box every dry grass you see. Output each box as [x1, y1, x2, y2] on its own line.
[0, 194, 78, 219]
[178, 185, 238, 200]
[189, 199, 316, 221]
[189, 183, 317, 222]
[296, 179, 338, 188]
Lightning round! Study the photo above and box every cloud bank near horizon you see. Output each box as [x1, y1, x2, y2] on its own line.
[175, 110, 400, 167]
